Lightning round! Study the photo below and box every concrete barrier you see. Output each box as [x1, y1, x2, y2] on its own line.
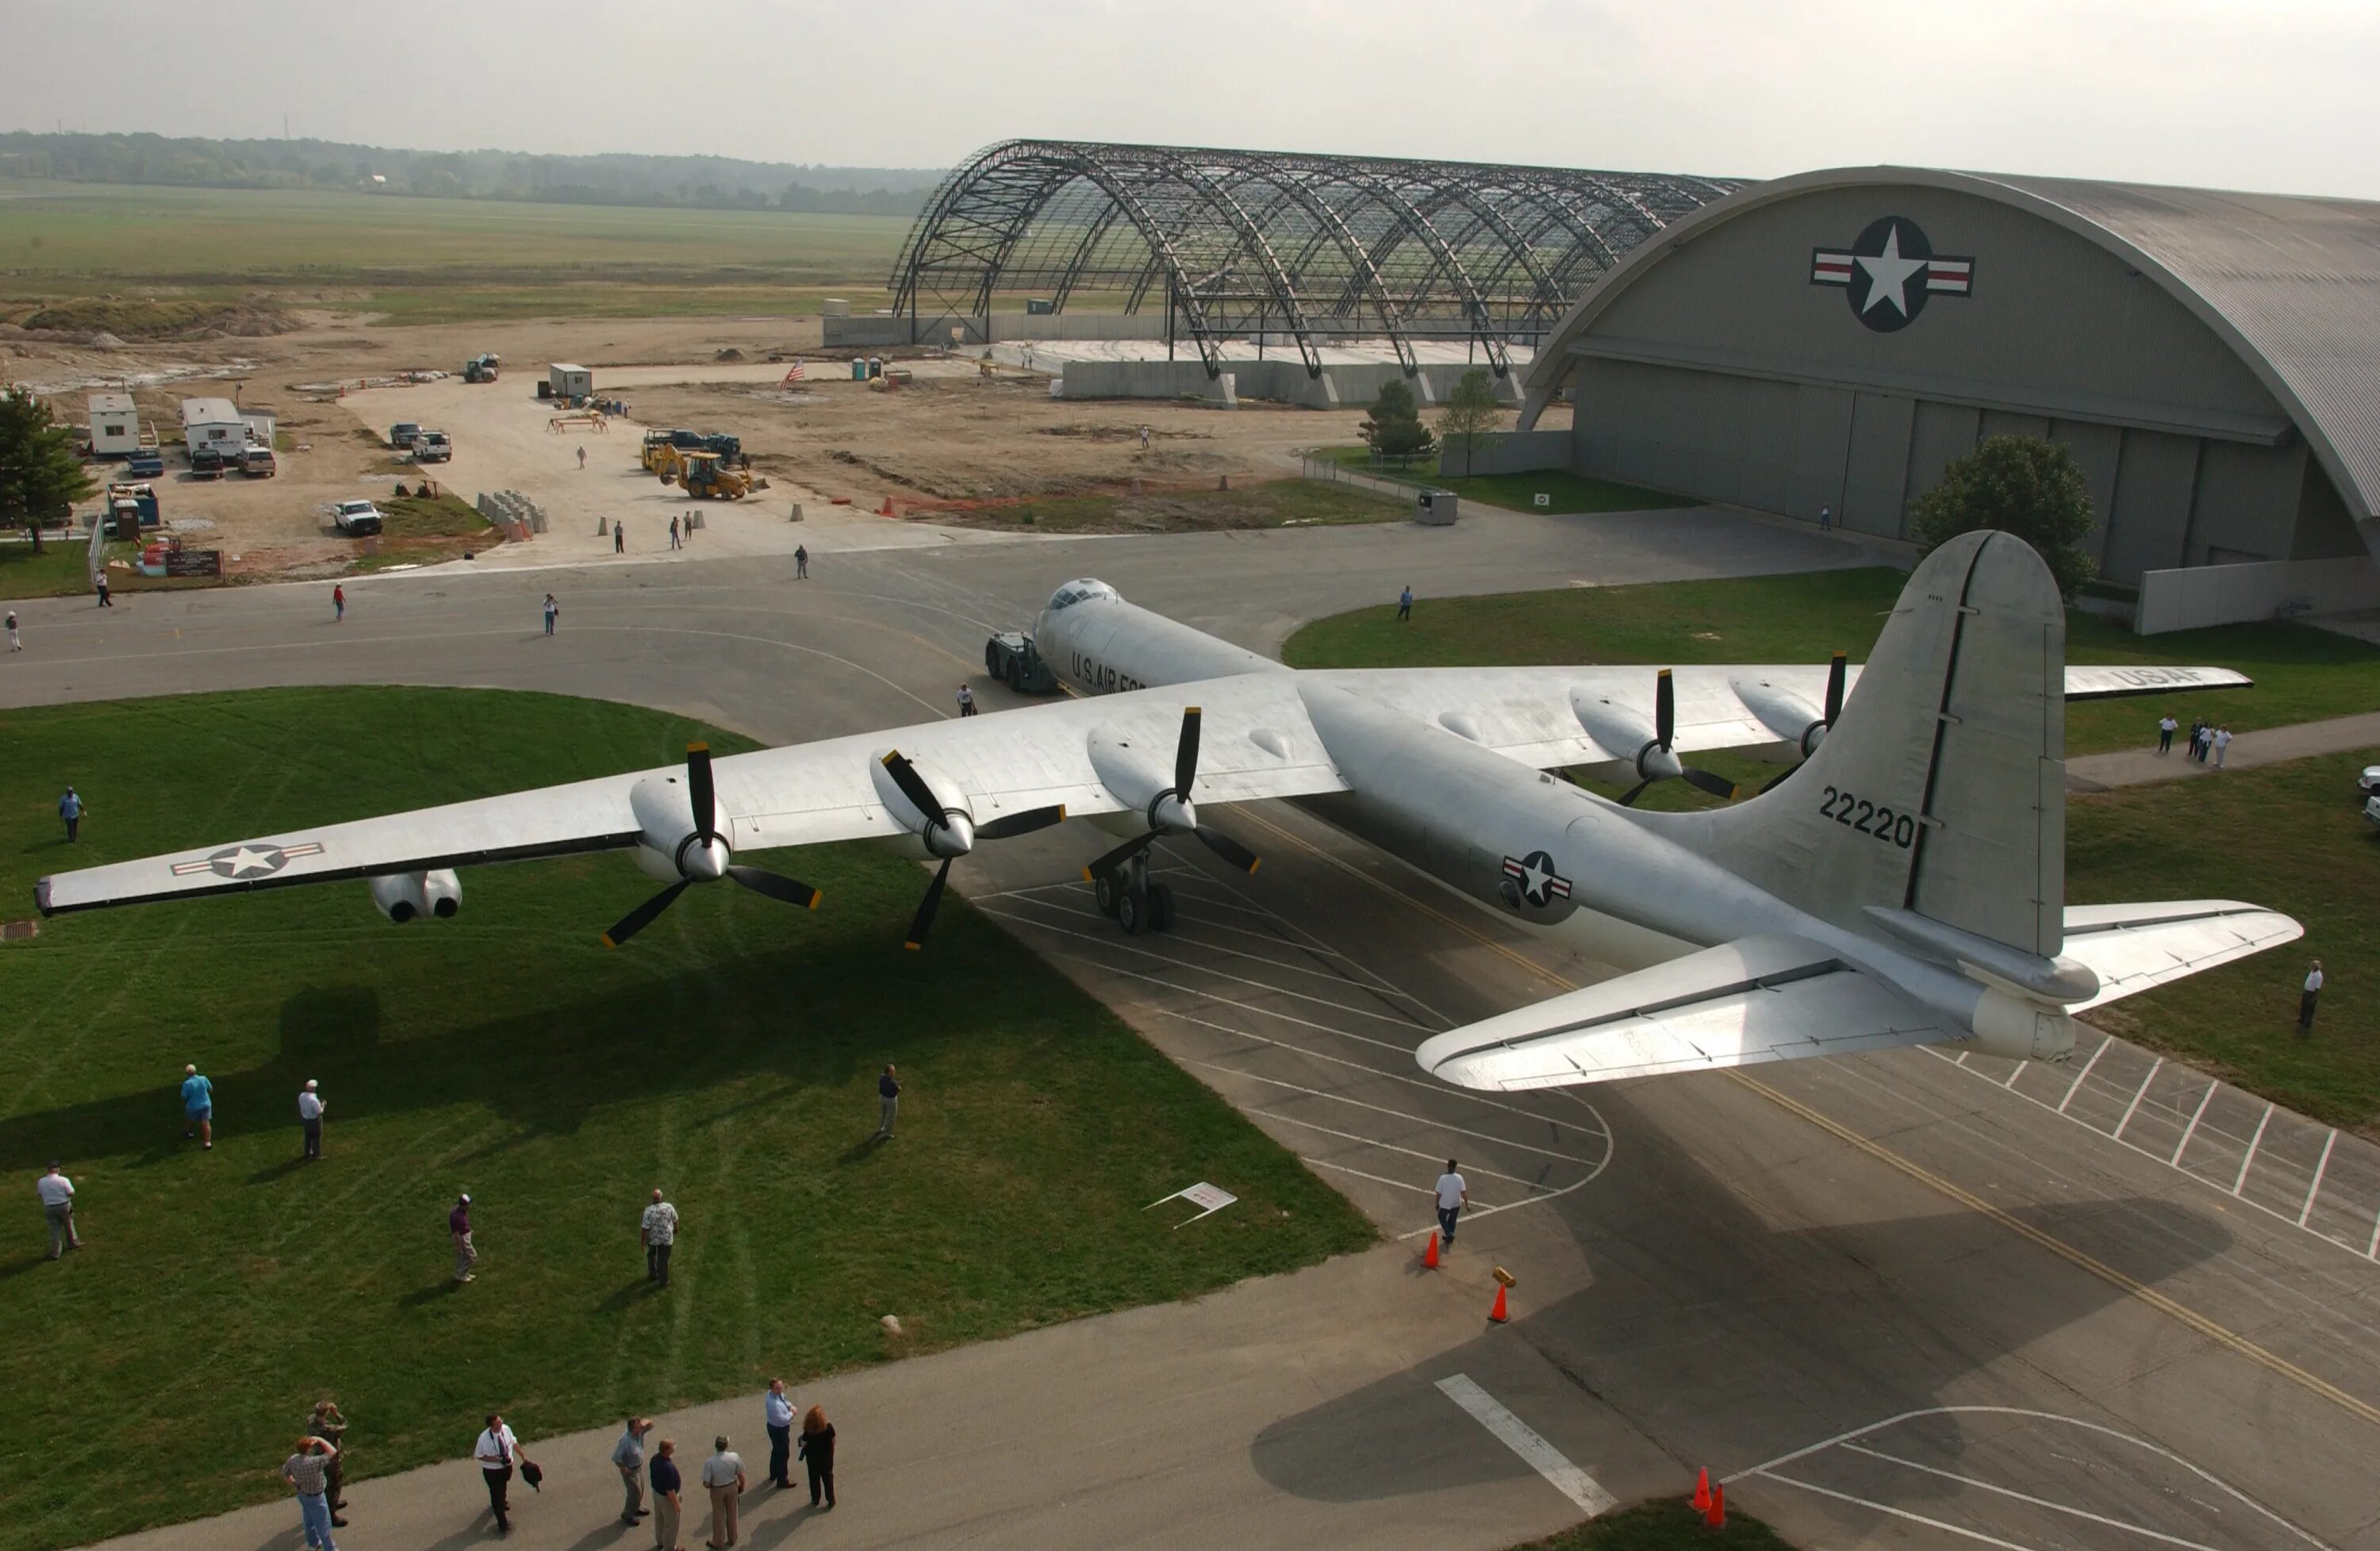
[2136, 556, 2380, 633]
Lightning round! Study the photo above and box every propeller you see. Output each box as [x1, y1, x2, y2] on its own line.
[880, 749, 1065, 950]
[603, 743, 820, 946]
[1616, 670, 1744, 807]
[1757, 650, 1848, 795]
[1084, 707, 1262, 882]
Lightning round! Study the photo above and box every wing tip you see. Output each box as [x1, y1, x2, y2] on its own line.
[33, 877, 54, 918]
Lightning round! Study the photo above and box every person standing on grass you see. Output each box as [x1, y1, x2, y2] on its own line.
[6, 609, 19, 651]
[543, 593, 559, 636]
[642, 1188, 678, 1288]
[474, 1412, 533, 1535]
[1396, 584, 1412, 622]
[282, 1434, 340, 1551]
[1434, 1159, 1468, 1249]
[794, 544, 808, 579]
[613, 1416, 654, 1526]
[2301, 959, 2324, 1033]
[310, 1399, 351, 1526]
[651, 1438, 685, 1551]
[798, 1406, 836, 1510]
[701, 1434, 746, 1548]
[764, 1380, 795, 1489]
[332, 583, 344, 623]
[37, 1161, 79, 1258]
[298, 1080, 325, 1160]
[451, 1192, 478, 1282]
[59, 786, 86, 843]
[875, 1064, 900, 1141]
[182, 1063, 214, 1150]
[2214, 725, 2233, 767]
[2157, 713, 2176, 754]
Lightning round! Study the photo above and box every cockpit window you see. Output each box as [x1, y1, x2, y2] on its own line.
[1046, 578, 1119, 612]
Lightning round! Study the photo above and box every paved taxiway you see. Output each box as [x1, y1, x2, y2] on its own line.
[16, 501, 2377, 1549]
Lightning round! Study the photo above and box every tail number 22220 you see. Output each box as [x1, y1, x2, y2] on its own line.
[1819, 785, 1916, 849]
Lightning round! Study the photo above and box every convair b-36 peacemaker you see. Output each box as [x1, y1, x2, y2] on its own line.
[39, 532, 2300, 1092]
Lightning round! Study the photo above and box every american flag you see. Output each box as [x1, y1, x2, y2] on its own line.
[781, 360, 806, 385]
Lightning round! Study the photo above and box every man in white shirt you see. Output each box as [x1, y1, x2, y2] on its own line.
[298, 1081, 326, 1161]
[36, 1162, 80, 1258]
[641, 1189, 679, 1288]
[2301, 959, 2325, 1033]
[764, 1379, 796, 1488]
[701, 1434, 747, 1547]
[474, 1412, 535, 1534]
[1434, 1159, 1468, 1249]
[2157, 714, 2178, 754]
[2213, 726, 2234, 767]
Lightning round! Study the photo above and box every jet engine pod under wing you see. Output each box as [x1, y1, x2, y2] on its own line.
[1416, 933, 1956, 1091]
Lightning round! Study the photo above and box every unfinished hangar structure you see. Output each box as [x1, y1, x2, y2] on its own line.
[1520, 166, 2380, 625]
[885, 139, 1745, 379]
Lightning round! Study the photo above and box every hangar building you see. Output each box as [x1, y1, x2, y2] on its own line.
[1517, 167, 2380, 628]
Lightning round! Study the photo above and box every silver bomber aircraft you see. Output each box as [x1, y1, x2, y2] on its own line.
[37, 532, 2298, 1092]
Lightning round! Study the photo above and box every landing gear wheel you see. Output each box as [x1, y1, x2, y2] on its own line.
[1093, 872, 1119, 917]
[1115, 886, 1149, 936]
[1007, 657, 1026, 692]
[1147, 882, 1176, 932]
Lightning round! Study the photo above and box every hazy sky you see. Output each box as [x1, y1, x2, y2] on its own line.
[6, 0, 2377, 196]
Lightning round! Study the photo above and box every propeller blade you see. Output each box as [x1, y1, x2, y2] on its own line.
[1176, 705, 1203, 797]
[1617, 778, 1655, 808]
[601, 878, 692, 947]
[976, 804, 1068, 840]
[685, 742, 716, 838]
[879, 749, 943, 823]
[904, 857, 953, 950]
[1824, 651, 1847, 725]
[1681, 766, 1741, 801]
[726, 865, 820, 909]
[1195, 826, 1261, 874]
[1654, 669, 1675, 751]
[1083, 831, 1158, 881]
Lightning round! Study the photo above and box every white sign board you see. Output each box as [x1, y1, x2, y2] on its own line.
[1534, 493, 1550, 508]
[1146, 1181, 1238, 1228]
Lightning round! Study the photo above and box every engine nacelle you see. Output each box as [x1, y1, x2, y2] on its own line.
[1729, 676, 1827, 758]
[369, 869, 462, 923]
[1967, 987, 2075, 1063]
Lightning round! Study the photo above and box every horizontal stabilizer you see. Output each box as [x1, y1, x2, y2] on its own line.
[1415, 934, 1956, 1091]
[2061, 900, 2304, 1012]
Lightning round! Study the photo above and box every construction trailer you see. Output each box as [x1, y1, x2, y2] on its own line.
[548, 363, 594, 401]
[178, 397, 248, 460]
[87, 393, 140, 458]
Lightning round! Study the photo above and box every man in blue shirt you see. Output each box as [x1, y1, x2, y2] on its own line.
[181, 1064, 214, 1149]
[764, 1380, 796, 1488]
[59, 786, 86, 843]
[1396, 585, 1413, 623]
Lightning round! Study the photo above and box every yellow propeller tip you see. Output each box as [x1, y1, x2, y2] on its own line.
[600, 934, 619, 950]
[1247, 858, 1262, 875]
[1081, 866, 1095, 882]
[807, 893, 822, 911]
[687, 740, 708, 753]
[903, 941, 923, 952]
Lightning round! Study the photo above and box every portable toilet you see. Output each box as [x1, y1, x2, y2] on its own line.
[850, 358, 867, 380]
[87, 392, 140, 458]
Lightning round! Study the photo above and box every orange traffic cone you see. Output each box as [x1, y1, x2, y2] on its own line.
[1422, 1233, 1440, 1269]
[1487, 1283, 1509, 1323]
[1690, 1467, 1711, 1512]
[1704, 1481, 1726, 1528]
[878, 497, 895, 516]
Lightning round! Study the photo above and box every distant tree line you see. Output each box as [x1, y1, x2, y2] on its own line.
[0, 132, 945, 216]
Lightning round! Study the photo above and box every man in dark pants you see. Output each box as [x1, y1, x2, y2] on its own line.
[1395, 585, 1412, 622]
[59, 786, 85, 843]
[614, 520, 625, 555]
[1433, 1158, 1468, 1248]
[764, 1379, 795, 1488]
[298, 1080, 325, 1159]
[640, 1188, 678, 1287]
[311, 1399, 351, 1526]
[2301, 960, 2324, 1032]
[473, 1413, 532, 1534]
[795, 544, 808, 578]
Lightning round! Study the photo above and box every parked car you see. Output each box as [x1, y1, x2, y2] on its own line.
[332, 499, 384, 536]
[2359, 764, 2380, 803]
[189, 444, 226, 478]
[390, 421, 422, 450]
[241, 447, 278, 478]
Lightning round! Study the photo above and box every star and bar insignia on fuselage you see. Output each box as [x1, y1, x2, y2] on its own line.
[1811, 216, 1973, 331]
[1501, 850, 1572, 910]
[171, 840, 324, 881]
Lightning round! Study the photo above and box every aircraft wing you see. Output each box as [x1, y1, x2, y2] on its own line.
[2060, 901, 2305, 1012]
[36, 673, 1348, 916]
[1315, 664, 2254, 768]
[1414, 934, 1957, 1091]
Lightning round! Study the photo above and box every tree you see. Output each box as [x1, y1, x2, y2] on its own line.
[1438, 367, 1503, 475]
[0, 388, 94, 553]
[1908, 434, 2098, 601]
[1361, 377, 1436, 462]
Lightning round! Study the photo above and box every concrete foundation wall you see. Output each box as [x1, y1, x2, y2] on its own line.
[1051, 356, 1518, 409]
[2136, 556, 2380, 633]
[1442, 429, 1570, 477]
[826, 313, 1176, 348]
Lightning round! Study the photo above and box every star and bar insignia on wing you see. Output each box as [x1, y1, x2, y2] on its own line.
[1811, 216, 1974, 332]
[1501, 850, 1572, 910]
[171, 841, 324, 881]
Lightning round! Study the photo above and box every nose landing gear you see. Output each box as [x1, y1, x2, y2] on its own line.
[1094, 850, 1177, 935]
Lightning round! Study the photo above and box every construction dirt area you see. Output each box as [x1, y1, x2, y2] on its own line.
[6, 309, 1570, 581]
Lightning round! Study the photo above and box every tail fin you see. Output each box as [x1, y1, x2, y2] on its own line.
[1668, 531, 2067, 956]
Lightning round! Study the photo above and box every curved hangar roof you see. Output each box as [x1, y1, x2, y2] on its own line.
[1522, 165, 2380, 527]
[890, 140, 1745, 381]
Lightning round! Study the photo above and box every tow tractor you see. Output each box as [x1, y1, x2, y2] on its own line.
[983, 630, 1060, 693]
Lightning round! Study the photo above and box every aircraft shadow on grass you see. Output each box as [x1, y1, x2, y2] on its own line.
[1249, 1082, 2239, 1522]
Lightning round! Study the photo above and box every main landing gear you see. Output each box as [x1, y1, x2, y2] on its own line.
[1092, 850, 1176, 935]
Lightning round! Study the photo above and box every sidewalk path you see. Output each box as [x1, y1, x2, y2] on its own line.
[2067, 711, 2380, 791]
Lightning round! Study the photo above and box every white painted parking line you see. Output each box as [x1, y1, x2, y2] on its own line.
[2234, 1102, 2276, 1196]
[1238, 1106, 1564, 1194]
[1434, 1374, 1615, 1515]
[2056, 1035, 2113, 1113]
[1837, 1442, 2224, 1549]
[1303, 1157, 1439, 1196]
[2170, 1082, 2217, 1166]
[1753, 1469, 2035, 1550]
[2300, 1129, 2339, 1227]
[2111, 1057, 2164, 1142]
[1191, 1058, 1602, 1165]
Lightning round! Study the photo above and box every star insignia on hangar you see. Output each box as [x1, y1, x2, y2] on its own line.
[1810, 217, 1975, 332]
[171, 840, 324, 880]
[1500, 850, 1573, 910]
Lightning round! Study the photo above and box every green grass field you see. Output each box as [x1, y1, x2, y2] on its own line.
[0, 180, 909, 327]
[1281, 567, 2380, 757]
[0, 687, 1372, 1551]
[0, 536, 90, 598]
[940, 478, 1405, 533]
[1319, 444, 1692, 515]
[1514, 1501, 1795, 1549]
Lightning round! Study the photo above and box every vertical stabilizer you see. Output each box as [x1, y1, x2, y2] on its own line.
[1672, 531, 2066, 955]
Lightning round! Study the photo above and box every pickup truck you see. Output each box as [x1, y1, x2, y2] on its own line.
[331, 499, 384, 537]
[390, 421, 423, 451]
[410, 430, 452, 463]
[190, 444, 226, 479]
[125, 449, 165, 478]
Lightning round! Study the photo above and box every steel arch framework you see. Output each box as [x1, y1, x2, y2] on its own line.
[890, 140, 1747, 379]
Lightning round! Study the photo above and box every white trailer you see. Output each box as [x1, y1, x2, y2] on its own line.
[549, 363, 593, 399]
[88, 392, 140, 457]
[178, 397, 248, 455]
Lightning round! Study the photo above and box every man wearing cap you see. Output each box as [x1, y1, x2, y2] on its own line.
[298, 1080, 326, 1161]
[451, 1193, 478, 1283]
